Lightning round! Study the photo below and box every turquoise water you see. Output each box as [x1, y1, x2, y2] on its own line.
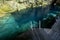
[0, 5, 60, 40]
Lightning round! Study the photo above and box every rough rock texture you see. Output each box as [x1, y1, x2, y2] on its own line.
[14, 28, 52, 40]
[49, 17, 60, 40]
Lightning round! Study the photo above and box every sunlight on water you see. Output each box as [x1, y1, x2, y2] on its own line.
[0, 0, 60, 40]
